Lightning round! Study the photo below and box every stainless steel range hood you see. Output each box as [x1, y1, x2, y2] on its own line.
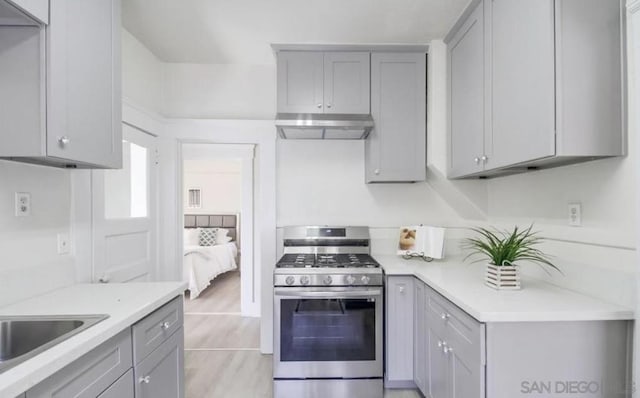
[275, 113, 374, 139]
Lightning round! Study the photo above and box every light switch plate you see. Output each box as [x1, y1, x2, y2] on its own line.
[15, 192, 31, 216]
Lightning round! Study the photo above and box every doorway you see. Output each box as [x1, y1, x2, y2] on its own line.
[178, 143, 267, 397]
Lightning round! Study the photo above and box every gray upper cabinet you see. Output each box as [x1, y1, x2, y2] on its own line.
[385, 276, 415, 387]
[277, 51, 370, 114]
[447, 0, 624, 178]
[0, 0, 122, 169]
[489, 0, 556, 170]
[277, 52, 324, 113]
[1, 0, 47, 24]
[366, 52, 426, 183]
[323, 52, 370, 114]
[448, 2, 485, 178]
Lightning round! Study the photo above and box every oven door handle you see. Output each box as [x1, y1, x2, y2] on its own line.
[274, 289, 382, 298]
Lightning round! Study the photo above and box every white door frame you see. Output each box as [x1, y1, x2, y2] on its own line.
[153, 117, 277, 354]
[180, 143, 257, 316]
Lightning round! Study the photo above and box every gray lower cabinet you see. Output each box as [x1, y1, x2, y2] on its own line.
[134, 327, 185, 398]
[24, 295, 185, 398]
[366, 52, 426, 183]
[387, 278, 631, 398]
[26, 329, 133, 398]
[413, 280, 427, 393]
[384, 276, 415, 387]
[97, 369, 134, 398]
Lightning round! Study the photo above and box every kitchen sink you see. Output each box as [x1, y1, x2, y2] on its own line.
[0, 314, 108, 374]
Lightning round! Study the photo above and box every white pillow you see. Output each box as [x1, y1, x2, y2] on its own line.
[216, 228, 229, 238]
[217, 235, 233, 244]
[184, 229, 199, 246]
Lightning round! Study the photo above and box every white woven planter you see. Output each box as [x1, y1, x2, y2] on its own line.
[485, 264, 521, 290]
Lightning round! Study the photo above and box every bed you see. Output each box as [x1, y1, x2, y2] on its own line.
[183, 214, 239, 299]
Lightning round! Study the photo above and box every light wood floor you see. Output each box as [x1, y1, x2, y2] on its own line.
[184, 271, 420, 398]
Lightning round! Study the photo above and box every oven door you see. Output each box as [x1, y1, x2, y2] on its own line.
[273, 286, 383, 379]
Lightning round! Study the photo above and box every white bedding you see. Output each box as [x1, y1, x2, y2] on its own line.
[183, 242, 238, 299]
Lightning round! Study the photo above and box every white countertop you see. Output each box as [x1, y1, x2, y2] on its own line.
[378, 255, 634, 323]
[0, 282, 187, 397]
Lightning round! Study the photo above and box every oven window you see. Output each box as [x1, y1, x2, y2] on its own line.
[280, 298, 376, 362]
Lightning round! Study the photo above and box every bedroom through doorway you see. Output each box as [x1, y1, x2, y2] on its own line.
[178, 143, 266, 396]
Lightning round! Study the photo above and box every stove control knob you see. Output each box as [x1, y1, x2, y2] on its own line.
[300, 276, 310, 286]
[323, 276, 333, 285]
[285, 276, 295, 286]
[345, 275, 356, 285]
[361, 275, 371, 285]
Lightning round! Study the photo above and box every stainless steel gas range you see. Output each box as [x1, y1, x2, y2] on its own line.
[273, 226, 383, 398]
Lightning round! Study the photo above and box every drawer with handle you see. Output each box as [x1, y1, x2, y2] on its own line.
[425, 285, 483, 353]
[132, 296, 183, 364]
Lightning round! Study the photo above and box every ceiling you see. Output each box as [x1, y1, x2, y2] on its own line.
[122, 0, 469, 65]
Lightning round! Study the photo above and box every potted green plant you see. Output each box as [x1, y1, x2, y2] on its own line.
[464, 225, 561, 290]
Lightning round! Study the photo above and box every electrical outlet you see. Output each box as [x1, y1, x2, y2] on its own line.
[568, 203, 582, 226]
[15, 192, 31, 216]
[57, 233, 70, 255]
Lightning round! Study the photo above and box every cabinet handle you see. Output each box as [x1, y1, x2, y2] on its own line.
[139, 376, 151, 384]
[399, 286, 405, 293]
[474, 157, 480, 165]
[98, 275, 109, 283]
[443, 345, 453, 354]
[160, 321, 171, 330]
[440, 313, 450, 321]
[317, 103, 323, 109]
[327, 103, 332, 108]
[437, 340, 444, 348]
[374, 169, 380, 175]
[481, 155, 488, 164]
[58, 136, 70, 147]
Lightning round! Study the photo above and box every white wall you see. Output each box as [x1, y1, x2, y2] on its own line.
[276, 140, 465, 227]
[162, 63, 276, 119]
[0, 161, 75, 307]
[183, 159, 242, 214]
[122, 28, 163, 113]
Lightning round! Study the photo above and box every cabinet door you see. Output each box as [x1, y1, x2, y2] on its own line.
[448, 2, 485, 178]
[488, 0, 555, 169]
[135, 327, 185, 398]
[27, 330, 132, 398]
[277, 51, 324, 113]
[385, 276, 414, 385]
[450, 349, 483, 398]
[413, 280, 427, 394]
[367, 52, 426, 183]
[97, 369, 134, 398]
[427, 325, 449, 398]
[6, 0, 48, 23]
[46, 0, 122, 168]
[323, 52, 370, 114]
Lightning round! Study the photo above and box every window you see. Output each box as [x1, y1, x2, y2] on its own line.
[187, 188, 202, 208]
[104, 140, 148, 219]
